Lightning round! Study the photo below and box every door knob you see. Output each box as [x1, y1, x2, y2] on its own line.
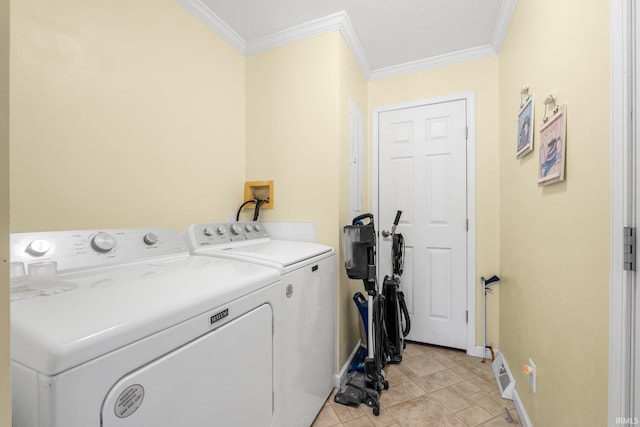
[381, 230, 391, 238]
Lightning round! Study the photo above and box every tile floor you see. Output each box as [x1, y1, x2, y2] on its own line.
[312, 342, 520, 427]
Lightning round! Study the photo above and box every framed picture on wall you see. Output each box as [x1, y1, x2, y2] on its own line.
[516, 96, 534, 158]
[538, 104, 567, 186]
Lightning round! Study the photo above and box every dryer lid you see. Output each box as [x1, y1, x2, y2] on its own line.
[10, 256, 280, 376]
[216, 240, 333, 268]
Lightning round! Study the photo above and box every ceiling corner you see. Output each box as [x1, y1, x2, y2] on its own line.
[337, 12, 372, 80]
[246, 10, 347, 55]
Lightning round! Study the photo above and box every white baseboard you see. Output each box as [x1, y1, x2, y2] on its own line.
[334, 340, 362, 388]
[492, 350, 533, 427]
[469, 345, 492, 358]
[512, 388, 533, 427]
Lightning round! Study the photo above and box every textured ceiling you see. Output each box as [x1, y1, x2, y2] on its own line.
[198, 0, 506, 71]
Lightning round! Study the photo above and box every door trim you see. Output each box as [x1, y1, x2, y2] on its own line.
[610, 0, 635, 423]
[371, 91, 477, 356]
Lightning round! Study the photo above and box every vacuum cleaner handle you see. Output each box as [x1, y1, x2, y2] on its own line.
[393, 211, 402, 226]
[352, 213, 374, 226]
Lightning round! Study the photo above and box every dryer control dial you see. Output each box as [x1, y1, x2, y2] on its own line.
[143, 232, 158, 246]
[203, 227, 215, 237]
[245, 224, 253, 233]
[25, 239, 51, 257]
[230, 224, 243, 235]
[91, 232, 117, 253]
[253, 224, 262, 232]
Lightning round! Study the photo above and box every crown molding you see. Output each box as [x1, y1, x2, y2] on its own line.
[177, 1, 515, 82]
[246, 11, 344, 55]
[491, 0, 518, 52]
[337, 12, 372, 79]
[176, 0, 247, 54]
[369, 44, 497, 81]
[244, 10, 372, 79]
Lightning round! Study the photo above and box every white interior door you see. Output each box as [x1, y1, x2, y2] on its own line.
[378, 99, 468, 349]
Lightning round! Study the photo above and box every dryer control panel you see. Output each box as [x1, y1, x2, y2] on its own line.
[185, 222, 270, 250]
[10, 228, 189, 288]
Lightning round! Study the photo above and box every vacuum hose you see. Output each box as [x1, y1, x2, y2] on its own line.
[392, 233, 404, 276]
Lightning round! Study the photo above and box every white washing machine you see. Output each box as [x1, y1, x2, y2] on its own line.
[10, 228, 283, 427]
[184, 221, 336, 427]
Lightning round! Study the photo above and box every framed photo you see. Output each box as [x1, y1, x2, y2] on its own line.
[517, 96, 534, 158]
[538, 104, 567, 186]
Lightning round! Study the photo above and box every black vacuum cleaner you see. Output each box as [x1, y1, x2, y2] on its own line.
[334, 214, 388, 416]
[382, 210, 411, 364]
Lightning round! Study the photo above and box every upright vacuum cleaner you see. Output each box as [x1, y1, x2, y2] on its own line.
[382, 211, 411, 364]
[334, 214, 388, 416]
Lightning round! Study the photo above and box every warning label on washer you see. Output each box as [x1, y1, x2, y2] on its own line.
[115, 384, 144, 418]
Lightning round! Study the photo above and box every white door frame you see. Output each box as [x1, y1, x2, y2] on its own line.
[610, 0, 635, 424]
[371, 91, 478, 356]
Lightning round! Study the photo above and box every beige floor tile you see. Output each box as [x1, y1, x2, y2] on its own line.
[468, 376, 496, 393]
[431, 386, 474, 412]
[481, 413, 521, 426]
[386, 395, 466, 427]
[467, 391, 508, 417]
[317, 342, 520, 427]
[400, 379, 427, 398]
[331, 400, 368, 422]
[384, 364, 410, 386]
[312, 404, 342, 427]
[414, 368, 465, 393]
[402, 354, 447, 377]
[363, 406, 398, 427]
[449, 380, 482, 396]
[455, 405, 494, 426]
[344, 416, 376, 427]
[379, 381, 417, 407]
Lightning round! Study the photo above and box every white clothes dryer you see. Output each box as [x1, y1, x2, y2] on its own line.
[10, 228, 283, 427]
[184, 221, 336, 427]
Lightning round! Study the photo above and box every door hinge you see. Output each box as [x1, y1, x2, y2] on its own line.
[466, 310, 468, 323]
[624, 227, 636, 271]
[466, 219, 469, 231]
[465, 126, 469, 140]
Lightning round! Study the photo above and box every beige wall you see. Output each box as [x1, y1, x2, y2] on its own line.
[498, 0, 610, 425]
[1, 0, 9, 423]
[338, 36, 369, 366]
[246, 31, 369, 370]
[245, 32, 341, 248]
[368, 56, 502, 349]
[10, 0, 247, 233]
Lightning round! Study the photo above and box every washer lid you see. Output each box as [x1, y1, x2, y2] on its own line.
[214, 240, 333, 268]
[10, 256, 280, 376]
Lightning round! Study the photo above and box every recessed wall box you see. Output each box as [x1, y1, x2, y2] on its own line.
[244, 180, 274, 209]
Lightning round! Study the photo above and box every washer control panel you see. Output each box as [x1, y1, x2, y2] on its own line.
[10, 228, 189, 284]
[186, 222, 270, 249]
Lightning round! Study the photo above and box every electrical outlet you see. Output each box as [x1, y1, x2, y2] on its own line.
[527, 358, 536, 393]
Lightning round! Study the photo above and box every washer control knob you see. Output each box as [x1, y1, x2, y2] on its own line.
[143, 232, 158, 246]
[25, 239, 51, 257]
[203, 227, 215, 237]
[253, 224, 262, 232]
[91, 232, 117, 253]
[245, 224, 253, 233]
[216, 226, 225, 235]
[230, 224, 243, 235]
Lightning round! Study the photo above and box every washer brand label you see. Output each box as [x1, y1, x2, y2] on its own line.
[210, 308, 229, 325]
[115, 384, 144, 418]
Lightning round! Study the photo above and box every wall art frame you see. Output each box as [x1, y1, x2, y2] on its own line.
[537, 104, 567, 186]
[517, 95, 534, 158]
